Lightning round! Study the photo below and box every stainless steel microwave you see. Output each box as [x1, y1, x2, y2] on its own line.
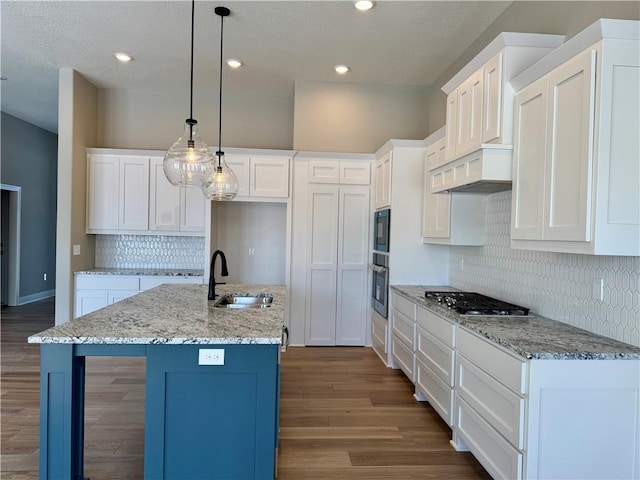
[373, 209, 390, 253]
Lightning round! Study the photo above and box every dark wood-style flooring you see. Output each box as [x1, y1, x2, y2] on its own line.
[1, 298, 490, 479]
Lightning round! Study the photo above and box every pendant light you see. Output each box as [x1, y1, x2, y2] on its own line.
[201, 6, 239, 201]
[163, 0, 214, 188]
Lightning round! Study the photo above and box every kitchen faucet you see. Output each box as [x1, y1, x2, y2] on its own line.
[208, 250, 229, 300]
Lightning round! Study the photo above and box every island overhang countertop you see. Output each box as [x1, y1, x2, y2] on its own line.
[29, 283, 285, 345]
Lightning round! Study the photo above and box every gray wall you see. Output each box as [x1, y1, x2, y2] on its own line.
[425, 1, 640, 133]
[1, 112, 58, 300]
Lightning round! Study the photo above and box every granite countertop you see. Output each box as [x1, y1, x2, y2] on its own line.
[75, 268, 204, 277]
[29, 284, 284, 345]
[391, 285, 640, 361]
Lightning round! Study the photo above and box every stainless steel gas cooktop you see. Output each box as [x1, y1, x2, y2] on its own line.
[424, 291, 530, 316]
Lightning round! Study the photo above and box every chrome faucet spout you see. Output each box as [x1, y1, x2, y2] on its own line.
[208, 250, 229, 300]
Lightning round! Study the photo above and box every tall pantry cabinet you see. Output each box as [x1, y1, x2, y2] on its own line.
[289, 152, 374, 346]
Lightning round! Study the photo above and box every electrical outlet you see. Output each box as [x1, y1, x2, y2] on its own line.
[198, 349, 225, 365]
[592, 278, 604, 301]
[43, 273, 47, 281]
[73, 245, 81, 256]
[459, 258, 464, 271]
[248, 247, 255, 256]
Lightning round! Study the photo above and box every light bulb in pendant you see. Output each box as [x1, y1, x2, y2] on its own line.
[163, 119, 214, 187]
[201, 153, 239, 201]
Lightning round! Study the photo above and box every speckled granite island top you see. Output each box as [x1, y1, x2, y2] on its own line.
[29, 284, 284, 345]
[75, 268, 204, 277]
[392, 285, 640, 360]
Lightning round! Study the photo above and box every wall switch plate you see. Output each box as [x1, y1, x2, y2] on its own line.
[73, 245, 81, 256]
[198, 349, 225, 366]
[459, 258, 464, 271]
[592, 278, 604, 301]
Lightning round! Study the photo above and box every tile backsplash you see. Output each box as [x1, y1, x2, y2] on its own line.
[449, 191, 640, 348]
[96, 235, 205, 270]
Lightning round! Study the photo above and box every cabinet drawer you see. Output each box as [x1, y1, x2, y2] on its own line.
[415, 357, 454, 426]
[416, 306, 455, 347]
[391, 333, 415, 382]
[457, 355, 525, 449]
[392, 293, 415, 320]
[456, 397, 523, 480]
[457, 328, 527, 394]
[391, 309, 415, 349]
[416, 327, 455, 386]
[75, 275, 140, 291]
[139, 276, 203, 291]
[371, 313, 388, 354]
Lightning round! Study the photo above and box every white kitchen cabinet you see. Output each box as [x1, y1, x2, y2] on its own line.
[87, 154, 149, 233]
[226, 155, 290, 199]
[149, 157, 205, 234]
[511, 21, 639, 255]
[289, 153, 374, 347]
[440, 33, 564, 191]
[304, 183, 370, 345]
[452, 326, 640, 480]
[373, 152, 391, 209]
[422, 132, 485, 245]
[371, 310, 388, 363]
[390, 292, 416, 382]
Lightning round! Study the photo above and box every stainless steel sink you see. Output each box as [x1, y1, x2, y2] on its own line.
[213, 293, 273, 309]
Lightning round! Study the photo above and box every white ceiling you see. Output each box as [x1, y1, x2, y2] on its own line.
[1, 1, 512, 134]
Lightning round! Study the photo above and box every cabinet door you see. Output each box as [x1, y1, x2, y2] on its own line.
[482, 52, 503, 143]
[119, 156, 149, 230]
[74, 290, 108, 318]
[423, 140, 451, 239]
[250, 156, 290, 198]
[340, 162, 371, 185]
[180, 187, 205, 233]
[374, 152, 392, 209]
[87, 155, 119, 231]
[544, 49, 596, 242]
[226, 155, 250, 197]
[107, 290, 139, 305]
[305, 185, 339, 345]
[511, 76, 548, 240]
[457, 69, 484, 156]
[308, 160, 340, 184]
[336, 186, 370, 345]
[149, 157, 180, 231]
[444, 92, 458, 161]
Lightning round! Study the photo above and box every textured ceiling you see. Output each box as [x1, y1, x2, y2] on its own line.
[1, 1, 512, 133]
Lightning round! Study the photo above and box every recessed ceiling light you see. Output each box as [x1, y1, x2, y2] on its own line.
[227, 59, 242, 69]
[354, 1, 374, 11]
[334, 65, 350, 74]
[114, 52, 133, 63]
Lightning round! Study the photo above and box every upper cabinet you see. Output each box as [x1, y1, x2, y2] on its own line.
[87, 154, 149, 233]
[374, 152, 392, 210]
[422, 128, 485, 246]
[226, 154, 291, 201]
[433, 33, 565, 194]
[510, 19, 640, 255]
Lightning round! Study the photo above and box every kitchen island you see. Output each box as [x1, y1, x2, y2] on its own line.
[29, 283, 285, 480]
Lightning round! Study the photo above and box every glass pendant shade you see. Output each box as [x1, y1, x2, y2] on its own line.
[201, 153, 239, 201]
[163, 120, 215, 187]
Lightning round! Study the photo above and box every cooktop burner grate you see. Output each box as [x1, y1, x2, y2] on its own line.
[424, 291, 530, 316]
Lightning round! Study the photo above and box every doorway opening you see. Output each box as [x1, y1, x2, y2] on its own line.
[1, 184, 21, 306]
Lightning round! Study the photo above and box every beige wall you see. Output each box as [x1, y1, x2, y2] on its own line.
[293, 81, 431, 153]
[55, 69, 97, 325]
[425, 1, 640, 134]
[97, 89, 293, 150]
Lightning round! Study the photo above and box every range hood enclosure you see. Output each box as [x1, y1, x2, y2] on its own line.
[428, 144, 513, 194]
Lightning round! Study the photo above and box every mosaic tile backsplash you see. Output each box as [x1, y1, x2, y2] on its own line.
[96, 235, 205, 270]
[449, 191, 640, 348]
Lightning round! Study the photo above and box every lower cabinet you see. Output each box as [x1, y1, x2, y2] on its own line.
[390, 292, 416, 381]
[371, 310, 388, 364]
[74, 274, 203, 318]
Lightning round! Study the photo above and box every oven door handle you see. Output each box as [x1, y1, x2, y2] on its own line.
[369, 264, 388, 273]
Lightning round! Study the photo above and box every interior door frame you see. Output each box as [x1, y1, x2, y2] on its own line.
[1, 184, 21, 306]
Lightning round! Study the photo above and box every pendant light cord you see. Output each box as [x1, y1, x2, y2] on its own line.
[217, 11, 225, 168]
[189, 0, 195, 122]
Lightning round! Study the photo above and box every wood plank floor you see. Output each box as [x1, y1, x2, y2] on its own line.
[1, 298, 490, 479]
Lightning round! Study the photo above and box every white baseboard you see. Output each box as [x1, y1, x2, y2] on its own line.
[19, 289, 55, 305]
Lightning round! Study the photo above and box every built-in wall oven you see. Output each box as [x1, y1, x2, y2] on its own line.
[370, 252, 389, 318]
[373, 209, 390, 253]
